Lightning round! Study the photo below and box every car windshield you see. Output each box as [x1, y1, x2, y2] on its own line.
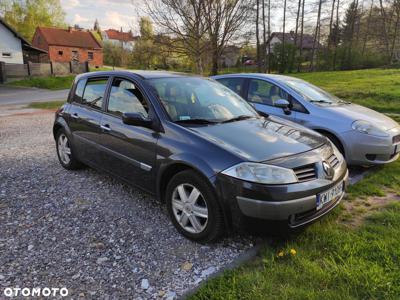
[285, 79, 341, 104]
[147, 77, 257, 123]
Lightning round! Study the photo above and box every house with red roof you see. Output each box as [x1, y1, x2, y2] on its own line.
[102, 28, 138, 51]
[32, 26, 103, 67]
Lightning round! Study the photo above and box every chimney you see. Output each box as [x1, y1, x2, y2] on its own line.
[120, 27, 123, 32]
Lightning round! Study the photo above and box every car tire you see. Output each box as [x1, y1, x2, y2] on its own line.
[55, 129, 84, 170]
[166, 170, 225, 243]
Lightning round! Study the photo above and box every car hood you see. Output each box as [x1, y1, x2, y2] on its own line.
[188, 117, 327, 162]
[324, 103, 399, 131]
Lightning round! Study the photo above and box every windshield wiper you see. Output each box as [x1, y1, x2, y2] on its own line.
[310, 100, 333, 104]
[338, 100, 352, 104]
[175, 118, 219, 125]
[221, 115, 254, 123]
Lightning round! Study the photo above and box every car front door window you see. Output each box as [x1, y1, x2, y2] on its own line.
[247, 79, 289, 106]
[107, 79, 149, 117]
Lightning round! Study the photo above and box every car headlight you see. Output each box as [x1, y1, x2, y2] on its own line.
[221, 162, 297, 184]
[351, 120, 389, 137]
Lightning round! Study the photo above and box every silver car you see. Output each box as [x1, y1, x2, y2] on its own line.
[212, 73, 400, 165]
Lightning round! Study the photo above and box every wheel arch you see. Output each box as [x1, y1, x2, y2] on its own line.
[313, 128, 346, 156]
[53, 117, 71, 140]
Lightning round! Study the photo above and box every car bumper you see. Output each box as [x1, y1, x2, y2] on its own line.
[236, 170, 348, 227]
[342, 129, 400, 165]
[214, 146, 348, 228]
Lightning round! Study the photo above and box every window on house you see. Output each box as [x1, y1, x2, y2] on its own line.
[58, 50, 63, 56]
[72, 50, 79, 61]
[2, 52, 12, 58]
[88, 52, 94, 60]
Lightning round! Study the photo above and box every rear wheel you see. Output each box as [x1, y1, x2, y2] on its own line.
[56, 129, 84, 170]
[166, 170, 225, 243]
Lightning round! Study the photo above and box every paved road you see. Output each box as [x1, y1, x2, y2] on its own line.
[0, 85, 69, 105]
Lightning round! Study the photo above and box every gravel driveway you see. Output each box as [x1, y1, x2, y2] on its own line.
[0, 110, 254, 299]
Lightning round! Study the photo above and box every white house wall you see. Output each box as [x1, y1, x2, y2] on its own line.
[0, 23, 23, 64]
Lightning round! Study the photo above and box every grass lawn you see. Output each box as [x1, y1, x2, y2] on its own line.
[293, 68, 400, 114]
[190, 163, 400, 300]
[190, 68, 400, 299]
[28, 101, 65, 109]
[9, 76, 74, 90]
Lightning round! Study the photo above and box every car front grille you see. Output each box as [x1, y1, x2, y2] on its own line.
[393, 134, 400, 144]
[327, 153, 340, 169]
[293, 164, 317, 182]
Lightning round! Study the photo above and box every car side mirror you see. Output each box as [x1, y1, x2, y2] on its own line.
[274, 99, 291, 115]
[122, 112, 153, 128]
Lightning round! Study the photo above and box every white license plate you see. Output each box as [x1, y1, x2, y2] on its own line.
[316, 181, 344, 210]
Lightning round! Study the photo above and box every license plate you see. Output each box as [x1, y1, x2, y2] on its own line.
[316, 181, 343, 210]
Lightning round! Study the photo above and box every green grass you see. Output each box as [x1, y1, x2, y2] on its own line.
[191, 202, 400, 299]
[190, 170, 400, 300]
[9, 76, 74, 90]
[28, 101, 65, 109]
[292, 68, 400, 114]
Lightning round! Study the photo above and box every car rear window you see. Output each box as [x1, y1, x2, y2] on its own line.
[81, 78, 108, 110]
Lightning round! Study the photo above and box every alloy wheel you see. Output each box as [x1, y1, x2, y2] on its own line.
[57, 133, 71, 165]
[171, 183, 209, 234]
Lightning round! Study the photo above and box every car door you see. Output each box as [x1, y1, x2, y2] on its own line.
[245, 78, 297, 121]
[98, 76, 158, 192]
[67, 77, 110, 166]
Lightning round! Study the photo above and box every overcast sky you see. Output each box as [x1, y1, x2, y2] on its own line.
[60, 0, 143, 33]
[59, 0, 351, 37]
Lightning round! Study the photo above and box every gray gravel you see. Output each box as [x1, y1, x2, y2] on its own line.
[0, 110, 255, 299]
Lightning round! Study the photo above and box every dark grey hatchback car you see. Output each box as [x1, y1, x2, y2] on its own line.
[53, 71, 348, 242]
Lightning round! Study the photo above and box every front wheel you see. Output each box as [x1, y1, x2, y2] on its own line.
[166, 170, 225, 243]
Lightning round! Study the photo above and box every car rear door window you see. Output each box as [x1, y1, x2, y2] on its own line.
[248, 79, 289, 106]
[107, 78, 149, 118]
[216, 78, 244, 96]
[72, 79, 86, 103]
[81, 78, 108, 110]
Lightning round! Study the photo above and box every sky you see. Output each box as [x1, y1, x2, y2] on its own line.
[60, 0, 143, 33]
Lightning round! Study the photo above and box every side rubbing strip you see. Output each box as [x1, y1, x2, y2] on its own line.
[140, 163, 152, 171]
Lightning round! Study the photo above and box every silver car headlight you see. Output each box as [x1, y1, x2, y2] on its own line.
[351, 120, 389, 137]
[221, 162, 297, 184]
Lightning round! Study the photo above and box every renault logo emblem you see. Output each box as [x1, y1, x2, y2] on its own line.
[322, 161, 334, 178]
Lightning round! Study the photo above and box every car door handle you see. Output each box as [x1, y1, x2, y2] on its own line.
[71, 113, 79, 119]
[100, 124, 111, 131]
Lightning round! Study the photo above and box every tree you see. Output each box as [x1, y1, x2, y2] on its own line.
[256, 0, 261, 72]
[133, 17, 157, 69]
[297, 0, 306, 72]
[145, 0, 208, 74]
[202, 0, 252, 75]
[280, 0, 287, 73]
[3, 0, 65, 41]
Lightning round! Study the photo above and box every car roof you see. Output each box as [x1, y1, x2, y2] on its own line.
[212, 73, 302, 83]
[77, 70, 195, 80]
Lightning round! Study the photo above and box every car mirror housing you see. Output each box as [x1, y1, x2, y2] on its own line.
[274, 99, 291, 115]
[274, 99, 290, 108]
[122, 112, 153, 129]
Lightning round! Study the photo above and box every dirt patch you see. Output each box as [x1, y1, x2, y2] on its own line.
[340, 192, 400, 227]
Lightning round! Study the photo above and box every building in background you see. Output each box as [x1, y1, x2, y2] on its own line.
[32, 26, 103, 67]
[102, 28, 138, 51]
[266, 31, 319, 58]
[0, 18, 47, 64]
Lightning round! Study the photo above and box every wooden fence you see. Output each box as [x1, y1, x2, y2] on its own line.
[0, 61, 89, 83]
